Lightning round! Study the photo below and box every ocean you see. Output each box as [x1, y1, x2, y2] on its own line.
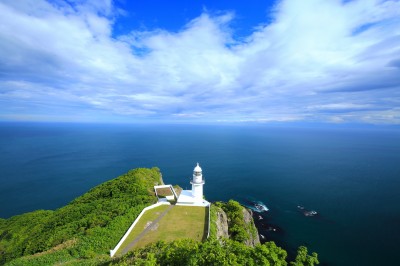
[0, 122, 399, 265]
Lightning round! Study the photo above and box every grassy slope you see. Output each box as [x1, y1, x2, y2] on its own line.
[132, 206, 207, 249]
[116, 205, 170, 255]
[117, 205, 207, 255]
[208, 204, 219, 240]
[0, 167, 161, 265]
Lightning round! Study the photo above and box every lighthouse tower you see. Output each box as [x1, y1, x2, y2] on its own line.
[191, 163, 205, 202]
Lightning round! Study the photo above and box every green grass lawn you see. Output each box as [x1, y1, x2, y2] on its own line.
[117, 205, 207, 255]
[116, 205, 170, 255]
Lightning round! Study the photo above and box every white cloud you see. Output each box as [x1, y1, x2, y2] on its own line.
[307, 103, 373, 111]
[0, 0, 399, 124]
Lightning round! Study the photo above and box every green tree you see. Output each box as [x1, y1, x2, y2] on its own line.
[291, 246, 319, 266]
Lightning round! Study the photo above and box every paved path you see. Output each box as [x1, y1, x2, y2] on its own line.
[120, 204, 175, 255]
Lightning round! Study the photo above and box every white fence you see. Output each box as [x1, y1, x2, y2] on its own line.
[207, 203, 211, 238]
[109, 201, 170, 257]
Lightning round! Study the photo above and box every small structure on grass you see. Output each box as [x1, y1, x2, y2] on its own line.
[154, 185, 178, 203]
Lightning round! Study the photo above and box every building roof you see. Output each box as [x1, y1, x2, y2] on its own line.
[177, 190, 209, 207]
[194, 163, 202, 172]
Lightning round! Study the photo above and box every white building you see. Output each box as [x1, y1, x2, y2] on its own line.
[177, 163, 209, 206]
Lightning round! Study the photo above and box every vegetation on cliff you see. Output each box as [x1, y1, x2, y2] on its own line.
[0, 168, 161, 265]
[0, 168, 318, 266]
[214, 200, 259, 245]
[111, 238, 288, 266]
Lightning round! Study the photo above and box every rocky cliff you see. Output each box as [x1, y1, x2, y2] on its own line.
[215, 206, 229, 239]
[242, 208, 260, 246]
[212, 201, 260, 247]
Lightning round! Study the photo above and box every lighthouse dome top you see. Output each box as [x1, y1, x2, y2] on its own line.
[194, 163, 202, 172]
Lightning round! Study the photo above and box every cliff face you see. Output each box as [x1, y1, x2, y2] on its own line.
[242, 208, 260, 246]
[158, 171, 165, 185]
[213, 202, 260, 247]
[215, 207, 229, 239]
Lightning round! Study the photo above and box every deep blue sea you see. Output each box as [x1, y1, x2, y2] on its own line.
[1, 122, 399, 265]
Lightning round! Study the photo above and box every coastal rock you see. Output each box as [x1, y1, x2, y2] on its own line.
[242, 208, 260, 247]
[215, 208, 229, 240]
[213, 203, 260, 247]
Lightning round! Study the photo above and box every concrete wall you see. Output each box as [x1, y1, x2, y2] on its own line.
[207, 203, 211, 238]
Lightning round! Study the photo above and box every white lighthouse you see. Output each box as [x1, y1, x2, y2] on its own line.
[176, 163, 209, 206]
[191, 163, 205, 201]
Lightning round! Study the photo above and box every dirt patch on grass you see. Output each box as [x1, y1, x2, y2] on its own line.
[151, 223, 159, 231]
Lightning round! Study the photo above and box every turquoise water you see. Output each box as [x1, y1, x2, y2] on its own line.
[1, 122, 399, 265]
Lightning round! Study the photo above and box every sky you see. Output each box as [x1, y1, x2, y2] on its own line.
[0, 0, 400, 124]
